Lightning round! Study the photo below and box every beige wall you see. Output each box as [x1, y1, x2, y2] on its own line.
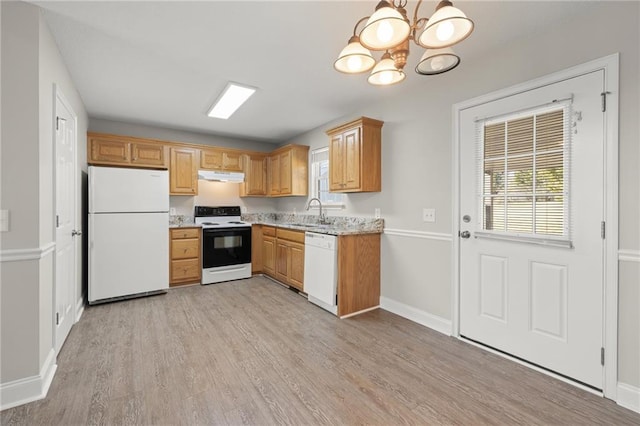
[277, 2, 640, 387]
[1, 0, 88, 394]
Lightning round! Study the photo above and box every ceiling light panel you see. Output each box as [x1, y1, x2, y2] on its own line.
[207, 83, 257, 119]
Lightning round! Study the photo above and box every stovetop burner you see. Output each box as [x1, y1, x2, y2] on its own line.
[200, 222, 219, 226]
[228, 221, 244, 224]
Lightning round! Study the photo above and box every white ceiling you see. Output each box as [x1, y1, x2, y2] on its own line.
[34, 1, 599, 144]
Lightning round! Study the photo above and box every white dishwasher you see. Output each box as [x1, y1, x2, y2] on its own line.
[304, 232, 338, 315]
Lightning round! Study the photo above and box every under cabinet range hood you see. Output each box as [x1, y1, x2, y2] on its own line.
[197, 170, 245, 183]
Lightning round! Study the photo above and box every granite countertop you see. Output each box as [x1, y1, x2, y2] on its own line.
[168, 213, 384, 235]
[243, 213, 384, 236]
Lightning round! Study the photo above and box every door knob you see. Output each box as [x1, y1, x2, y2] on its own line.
[459, 230, 471, 239]
[72, 230, 82, 236]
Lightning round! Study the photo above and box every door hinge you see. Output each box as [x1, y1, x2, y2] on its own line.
[601, 221, 606, 239]
[56, 312, 59, 325]
[601, 347, 605, 366]
[601, 91, 610, 112]
[56, 215, 60, 228]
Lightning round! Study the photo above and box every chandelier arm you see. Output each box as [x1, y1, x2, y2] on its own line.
[412, 0, 425, 29]
[352, 16, 371, 36]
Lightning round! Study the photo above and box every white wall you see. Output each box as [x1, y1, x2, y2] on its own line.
[0, 0, 88, 408]
[277, 2, 640, 387]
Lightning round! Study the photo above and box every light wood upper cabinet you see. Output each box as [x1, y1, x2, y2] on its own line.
[241, 154, 268, 197]
[327, 117, 383, 193]
[170, 147, 198, 195]
[88, 133, 169, 168]
[89, 135, 131, 165]
[268, 144, 309, 197]
[87, 132, 309, 198]
[200, 148, 244, 172]
[268, 154, 281, 195]
[131, 142, 167, 167]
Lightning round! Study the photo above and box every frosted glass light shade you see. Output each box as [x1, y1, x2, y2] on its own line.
[367, 55, 405, 86]
[417, 3, 474, 48]
[415, 47, 460, 75]
[334, 37, 376, 74]
[359, 3, 411, 50]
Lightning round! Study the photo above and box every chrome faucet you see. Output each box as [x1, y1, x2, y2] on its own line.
[305, 197, 327, 224]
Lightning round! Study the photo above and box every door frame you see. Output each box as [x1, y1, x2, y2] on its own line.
[53, 84, 80, 353]
[452, 54, 619, 398]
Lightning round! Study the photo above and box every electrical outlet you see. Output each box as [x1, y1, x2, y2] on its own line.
[374, 208, 381, 219]
[169, 207, 176, 216]
[423, 208, 436, 223]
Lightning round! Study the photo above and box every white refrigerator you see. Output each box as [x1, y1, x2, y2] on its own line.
[89, 166, 169, 304]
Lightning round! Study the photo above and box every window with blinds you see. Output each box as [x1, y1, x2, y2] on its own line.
[480, 104, 570, 243]
[311, 147, 345, 206]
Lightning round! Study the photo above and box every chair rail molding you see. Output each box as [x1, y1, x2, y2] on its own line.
[0, 242, 56, 262]
[384, 228, 453, 242]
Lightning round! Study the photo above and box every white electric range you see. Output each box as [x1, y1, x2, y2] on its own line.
[194, 206, 252, 284]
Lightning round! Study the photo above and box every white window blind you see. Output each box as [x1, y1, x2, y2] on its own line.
[477, 102, 572, 246]
[311, 147, 345, 207]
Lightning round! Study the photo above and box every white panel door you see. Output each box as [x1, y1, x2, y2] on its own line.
[55, 93, 77, 353]
[459, 71, 604, 389]
[89, 212, 169, 303]
[89, 166, 169, 213]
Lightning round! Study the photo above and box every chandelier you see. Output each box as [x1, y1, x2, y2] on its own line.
[334, 0, 474, 85]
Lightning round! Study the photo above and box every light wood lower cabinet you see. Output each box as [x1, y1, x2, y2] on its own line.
[262, 227, 277, 277]
[169, 227, 201, 286]
[257, 226, 305, 291]
[337, 233, 380, 317]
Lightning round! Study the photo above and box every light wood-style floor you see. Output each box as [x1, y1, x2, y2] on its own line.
[2, 276, 638, 425]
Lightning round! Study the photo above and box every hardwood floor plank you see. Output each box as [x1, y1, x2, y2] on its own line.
[1, 277, 638, 425]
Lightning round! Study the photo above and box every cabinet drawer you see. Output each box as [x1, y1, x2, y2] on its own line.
[276, 228, 305, 244]
[171, 259, 200, 281]
[262, 226, 276, 237]
[171, 239, 199, 259]
[170, 227, 200, 239]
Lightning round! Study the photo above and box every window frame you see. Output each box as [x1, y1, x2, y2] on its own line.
[310, 146, 345, 209]
[475, 101, 573, 248]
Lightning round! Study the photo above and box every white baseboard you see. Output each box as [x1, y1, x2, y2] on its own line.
[617, 382, 640, 414]
[0, 348, 57, 411]
[380, 296, 452, 336]
[75, 297, 85, 323]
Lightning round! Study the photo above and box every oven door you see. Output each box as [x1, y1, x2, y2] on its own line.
[202, 227, 252, 268]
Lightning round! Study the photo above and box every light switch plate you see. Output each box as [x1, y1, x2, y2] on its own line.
[374, 208, 381, 219]
[423, 208, 436, 223]
[0, 210, 9, 232]
[169, 207, 176, 216]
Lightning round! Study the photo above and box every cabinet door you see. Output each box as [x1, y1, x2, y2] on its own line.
[288, 241, 305, 290]
[279, 150, 292, 195]
[329, 133, 345, 191]
[223, 152, 243, 172]
[131, 143, 167, 167]
[90, 137, 130, 165]
[268, 155, 281, 195]
[170, 147, 198, 195]
[276, 241, 289, 283]
[262, 235, 276, 276]
[343, 127, 361, 190]
[200, 149, 223, 170]
[242, 155, 267, 196]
